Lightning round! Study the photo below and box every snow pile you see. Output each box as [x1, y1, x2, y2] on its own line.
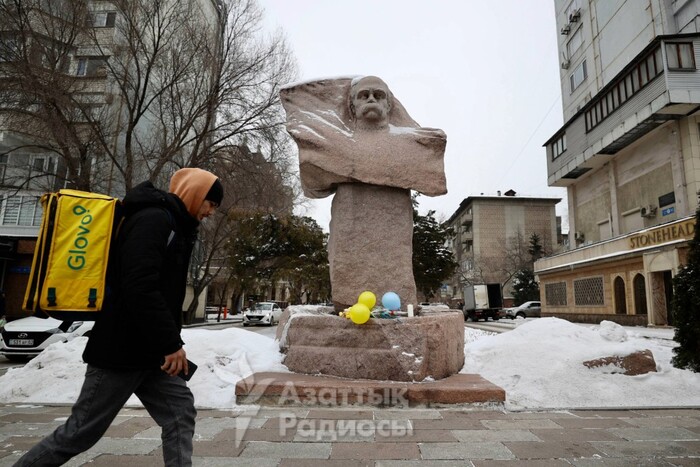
[462, 317, 700, 410]
[0, 328, 288, 409]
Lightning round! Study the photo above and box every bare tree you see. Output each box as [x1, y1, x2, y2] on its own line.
[92, 0, 298, 192]
[184, 144, 298, 323]
[1, 0, 297, 195]
[0, 0, 106, 191]
[456, 231, 530, 292]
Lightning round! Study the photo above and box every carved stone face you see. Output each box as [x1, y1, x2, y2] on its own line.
[350, 77, 391, 128]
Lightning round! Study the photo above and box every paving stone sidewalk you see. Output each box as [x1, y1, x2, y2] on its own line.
[0, 404, 698, 466]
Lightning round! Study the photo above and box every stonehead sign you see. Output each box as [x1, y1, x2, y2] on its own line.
[281, 76, 447, 310]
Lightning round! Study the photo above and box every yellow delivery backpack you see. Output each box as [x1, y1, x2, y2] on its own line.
[23, 189, 122, 321]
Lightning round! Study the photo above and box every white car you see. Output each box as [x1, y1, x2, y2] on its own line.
[0, 316, 94, 362]
[243, 302, 283, 327]
[505, 301, 542, 319]
[419, 302, 450, 312]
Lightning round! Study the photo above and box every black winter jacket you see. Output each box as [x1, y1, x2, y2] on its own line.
[83, 181, 199, 369]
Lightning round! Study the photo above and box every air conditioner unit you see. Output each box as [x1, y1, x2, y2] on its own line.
[561, 60, 571, 69]
[640, 205, 657, 218]
[574, 231, 585, 241]
[569, 8, 581, 23]
[561, 24, 571, 35]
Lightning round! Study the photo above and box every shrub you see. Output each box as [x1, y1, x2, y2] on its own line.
[672, 205, 700, 372]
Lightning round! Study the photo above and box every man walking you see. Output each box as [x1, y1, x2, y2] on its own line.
[15, 168, 224, 467]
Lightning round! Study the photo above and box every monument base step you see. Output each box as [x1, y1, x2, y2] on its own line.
[235, 372, 505, 408]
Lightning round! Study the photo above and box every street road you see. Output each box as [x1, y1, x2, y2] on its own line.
[464, 319, 515, 334]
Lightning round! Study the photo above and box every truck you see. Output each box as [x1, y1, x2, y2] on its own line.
[462, 283, 503, 321]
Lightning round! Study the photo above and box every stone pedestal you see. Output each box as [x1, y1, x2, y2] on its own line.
[277, 308, 465, 382]
[235, 372, 505, 407]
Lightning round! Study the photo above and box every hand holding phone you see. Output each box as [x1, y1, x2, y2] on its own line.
[178, 359, 197, 381]
[161, 355, 197, 381]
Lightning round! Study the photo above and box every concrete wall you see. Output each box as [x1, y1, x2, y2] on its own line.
[569, 122, 691, 245]
[678, 115, 700, 209]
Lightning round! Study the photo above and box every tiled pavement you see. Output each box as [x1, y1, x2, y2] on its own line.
[0, 404, 698, 466]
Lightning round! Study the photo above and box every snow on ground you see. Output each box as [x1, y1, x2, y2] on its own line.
[0, 316, 698, 410]
[461, 317, 700, 410]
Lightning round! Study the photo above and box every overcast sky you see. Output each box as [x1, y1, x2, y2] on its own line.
[258, 0, 568, 231]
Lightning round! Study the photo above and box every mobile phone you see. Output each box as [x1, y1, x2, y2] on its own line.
[178, 359, 197, 381]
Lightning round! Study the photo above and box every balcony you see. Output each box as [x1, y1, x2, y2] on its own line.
[545, 34, 700, 187]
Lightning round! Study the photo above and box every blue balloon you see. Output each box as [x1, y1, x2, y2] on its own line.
[381, 292, 401, 311]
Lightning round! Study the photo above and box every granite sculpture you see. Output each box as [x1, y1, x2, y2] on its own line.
[281, 76, 447, 309]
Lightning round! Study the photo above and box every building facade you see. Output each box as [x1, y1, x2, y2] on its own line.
[537, 0, 700, 325]
[447, 192, 561, 306]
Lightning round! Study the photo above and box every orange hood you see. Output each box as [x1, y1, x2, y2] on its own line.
[169, 168, 218, 218]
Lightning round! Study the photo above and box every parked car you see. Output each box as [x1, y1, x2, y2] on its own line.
[205, 305, 227, 316]
[0, 316, 94, 362]
[505, 301, 541, 319]
[419, 302, 450, 312]
[242, 302, 283, 327]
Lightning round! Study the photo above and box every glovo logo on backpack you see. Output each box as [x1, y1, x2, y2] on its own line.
[24, 189, 120, 320]
[67, 204, 93, 271]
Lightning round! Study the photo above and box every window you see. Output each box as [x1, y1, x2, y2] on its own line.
[89, 12, 116, 28]
[639, 60, 649, 87]
[29, 155, 47, 180]
[647, 51, 659, 76]
[2, 196, 19, 225]
[620, 78, 629, 101]
[27, 154, 56, 189]
[76, 57, 108, 77]
[552, 133, 566, 159]
[658, 192, 675, 207]
[567, 27, 583, 57]
[653, 47, 663, 74]
[631, 69, 640, 92]
[1, 195, 41, 226]
[666, 42, 695, 70]
[545, 282, 567, 306]
[574, 276, 604, 306]
[627, 75, 636, 97]
[570, 60, 587, 93]
[584, 46, 663, 132]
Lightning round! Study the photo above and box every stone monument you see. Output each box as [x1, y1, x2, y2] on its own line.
[235, 77, 505, 400]
[281, 76, 447, 310]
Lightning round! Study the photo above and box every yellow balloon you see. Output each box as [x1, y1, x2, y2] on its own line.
[357, 291, 376, 309]
[349, 303, 371, 324]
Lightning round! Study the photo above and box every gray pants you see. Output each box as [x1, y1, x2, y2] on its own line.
[14, 364, 196, 466]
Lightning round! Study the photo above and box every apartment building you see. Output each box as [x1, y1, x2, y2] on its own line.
[0, 0, 224, 316]
[447, 191, 561, 306]
[536, 0, 700, 325]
